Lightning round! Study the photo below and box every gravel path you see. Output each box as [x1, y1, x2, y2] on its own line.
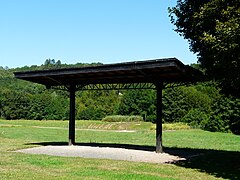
[16, 145, 186, 164]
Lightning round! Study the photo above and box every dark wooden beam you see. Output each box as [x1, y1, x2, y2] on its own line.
[15, 58, 203, 87]
[156, 82, 163, 153]
[68, 84, 76, 146]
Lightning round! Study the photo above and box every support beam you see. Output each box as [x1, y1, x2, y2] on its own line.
[68, 84, 76, 146]
[156, 82, 163, 153]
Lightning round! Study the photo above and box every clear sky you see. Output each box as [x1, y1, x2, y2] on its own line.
[0, 0, 197, 68]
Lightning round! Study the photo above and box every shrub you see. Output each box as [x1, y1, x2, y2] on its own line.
[115, 89, 156, 122]
[201, 114, 227, 132]
[150, 123, 191, 131]
[203, 96, 240, 134]
[163, 123, 191, 130]
[181, 108, 210, 128]
[102, 115, 143, 122]
[163, 86, 212, 123]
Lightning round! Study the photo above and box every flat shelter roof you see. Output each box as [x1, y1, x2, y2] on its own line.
[14, 58, 202, 87]
[14, 58, 203, 153]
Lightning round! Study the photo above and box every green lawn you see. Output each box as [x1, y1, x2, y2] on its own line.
[0, 120, 239, 179]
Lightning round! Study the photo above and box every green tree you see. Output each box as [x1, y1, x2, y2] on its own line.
[169, 0, 240, 97]
[163, 85, 212, 123]
[116, 89, 156, 122]
[76, 90, 119, 120]
[202, 96, 240, 134]
[26, 91, 68, 120]
[0, 89, 31, 120]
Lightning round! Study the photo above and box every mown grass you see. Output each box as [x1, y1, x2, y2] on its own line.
[0, 120, 239, 179]
[0, 119, 190, 131]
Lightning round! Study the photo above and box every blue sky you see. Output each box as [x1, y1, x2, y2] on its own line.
[0, 0, 197, 68]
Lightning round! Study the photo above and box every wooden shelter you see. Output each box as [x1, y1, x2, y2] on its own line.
[14, 58, 202, 153]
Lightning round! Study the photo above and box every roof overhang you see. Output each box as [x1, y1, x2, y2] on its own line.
[14, 58, 203, 88]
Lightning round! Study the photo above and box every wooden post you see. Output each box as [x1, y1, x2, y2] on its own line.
[68, 85, 76, 146]
[156, 82, 163, 153]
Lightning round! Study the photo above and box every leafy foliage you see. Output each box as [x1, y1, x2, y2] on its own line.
[0, 60, 239, 134]
[204, 96, 240, 134]
[116, 89, 156, 122]
[76, 90, 119, 120]
[169, 0, 240, 97]
[163, 85, 212, 123]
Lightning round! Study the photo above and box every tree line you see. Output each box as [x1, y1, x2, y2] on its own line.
[0, 60, 239, 134]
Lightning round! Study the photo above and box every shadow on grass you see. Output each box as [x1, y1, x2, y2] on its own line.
[26, 141, 240, 180]
[175, 150, 240, 180]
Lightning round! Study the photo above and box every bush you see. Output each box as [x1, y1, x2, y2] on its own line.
[115, 89, 156, 122]
[201, 114, 227, 132]
[150, 123, 191, 131]
[102, 115, 143, 122]
[181, 108, 209, 128]
[203, 96, 240, 134]
[163, 85, 212, 123]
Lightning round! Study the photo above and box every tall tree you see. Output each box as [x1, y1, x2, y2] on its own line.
[116, 89, 156, 122]
[169, 0, 240, 97]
